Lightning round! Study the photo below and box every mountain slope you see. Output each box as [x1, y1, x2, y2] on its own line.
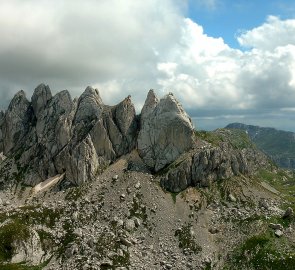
[226, 122, 295, 169]
[0, 87, 294, 269]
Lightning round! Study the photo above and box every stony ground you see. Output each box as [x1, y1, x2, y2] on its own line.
[0, 151, 294, 270]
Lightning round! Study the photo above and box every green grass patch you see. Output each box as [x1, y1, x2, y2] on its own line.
[0, 220, 30, 261]
[226, 232, 295, 270]
[175, 223, 202, 254]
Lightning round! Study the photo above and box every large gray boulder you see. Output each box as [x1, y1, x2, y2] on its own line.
[138, 90, 195, 172]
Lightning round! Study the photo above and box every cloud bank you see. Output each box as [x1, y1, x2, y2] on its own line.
[1, 1, 295, 130]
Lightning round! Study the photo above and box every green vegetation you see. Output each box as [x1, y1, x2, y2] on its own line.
[65, 185, 87, 201]
[170, 192, 179, 204]
[175, 223, 202, 254]
[225, 233, 295, 270]
[195, 128, 254, 150]
[0, 263, 46, 270]
[195, 130, 223, 146]
[257, 169, 295, 206]
[95, 233, 130, 269]
[0, 221, 30, 261]
[227, 123, 295, 167]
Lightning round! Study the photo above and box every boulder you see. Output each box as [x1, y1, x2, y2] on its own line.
[138, 90, 195, 172]
[283, 207, 294, 219]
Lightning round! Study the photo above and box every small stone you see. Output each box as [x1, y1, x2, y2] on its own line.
[124, 219, 135, 232]
[135, 182, 141, 189]
[133, 217, 141, 227]
[275, 229, 283, 237]
[100, 260, 113, 267]
[112, 175, 119, 181]
[269, 223, 283, 231]
[120, 238, 132, 247]
[120, 194, 126, 201]
[283, 207, 294, 219]
[3, 200, 10, 206]
[208, 227, 220, 234]
[228, 194, 236, 202]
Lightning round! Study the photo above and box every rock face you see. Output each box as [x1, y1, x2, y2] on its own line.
[0, 111, 4, 153]
[11, 228, 45, 265]
[1, 90, 32, 155]
[0, 84, 140, 186]
[161, 130, 270, 192]
[138, 90, 195, 172]
[0, 85, 268, 191]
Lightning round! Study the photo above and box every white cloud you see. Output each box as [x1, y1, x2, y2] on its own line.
[238, 15, 295, 50]
[1, 2, 295, 130]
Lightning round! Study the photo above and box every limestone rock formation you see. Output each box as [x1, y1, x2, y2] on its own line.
[31, 83, 52, 120]
[0, 111, 4, 153]
[10, 228, 45, 265]
[1, 90, 32, 155]
[161, 133, 269, 193]
[138, 90, 195, 172]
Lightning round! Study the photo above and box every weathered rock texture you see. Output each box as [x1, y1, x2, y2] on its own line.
[0, 85, 196, 186]
[161, 129, 270, 192]
[138, 90, 195, 172]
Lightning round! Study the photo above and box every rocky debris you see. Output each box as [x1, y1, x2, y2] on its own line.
[283, 207, 294, 219]
[138, 90, 195, 172]
[275, 229, 284, 237]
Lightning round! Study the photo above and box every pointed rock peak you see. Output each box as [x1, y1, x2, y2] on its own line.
[8, 90, 29, 110]
[31, 84, 52, 117]
[141, 89, 159, 117]
[145, 89, 158, 105]
[74, 86, 103, 125]
[32, 83, 52, 99]
[160, 92, 188, 116]
[80, 86, 103, 105]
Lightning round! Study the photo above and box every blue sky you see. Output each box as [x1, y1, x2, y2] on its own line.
[188, 0, 295, 48]
[1, 0, 295, 132]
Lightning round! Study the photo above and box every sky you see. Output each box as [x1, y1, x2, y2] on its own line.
[1, 0, 295, 131]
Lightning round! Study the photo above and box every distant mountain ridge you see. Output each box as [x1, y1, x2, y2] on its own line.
[226, 122, 295, 169]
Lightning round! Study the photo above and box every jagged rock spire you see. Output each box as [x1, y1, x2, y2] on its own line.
[31, 83, 52, 118]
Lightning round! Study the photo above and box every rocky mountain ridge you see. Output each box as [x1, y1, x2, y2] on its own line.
[0, 85, 294, 270]
[0, 85, 268, 193]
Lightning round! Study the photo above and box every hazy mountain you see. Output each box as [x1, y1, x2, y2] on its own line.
[226, 123, 295, 169]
